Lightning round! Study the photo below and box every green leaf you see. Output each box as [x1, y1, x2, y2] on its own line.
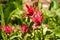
[42, 9, 55, 17]
[0, 4, 5, 26]
[10, 30, 22, 40]
[24, 33, 31, 40]
[56, 9, 60, 17]
[2, 31, 8, 40]
[7, 8, 19, 23]
[51, 0, 58, 10]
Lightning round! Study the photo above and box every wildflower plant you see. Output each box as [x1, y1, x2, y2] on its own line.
[0, 0, 60, 40]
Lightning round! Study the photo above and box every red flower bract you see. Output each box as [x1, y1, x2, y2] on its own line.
[32, 11, 43, 26]
[30, 11, 44, 30]
[36, 11, 42, 17]
[26, 4, 35, 16]
[2, 25, 13, 34]
[33, 16, 42, 26]
[33, 16, 44, 30]
[20, 24, 28, 33]
[35, 16, 44, 26]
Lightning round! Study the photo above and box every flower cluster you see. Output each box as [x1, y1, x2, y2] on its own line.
[0, 24, 28, 34]
[20, 24, 28, 33]
[22, 4, 44, 30]
[0, 4, 44, 34]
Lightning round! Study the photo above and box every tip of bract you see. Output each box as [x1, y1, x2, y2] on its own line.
[26, 4, 30, 9]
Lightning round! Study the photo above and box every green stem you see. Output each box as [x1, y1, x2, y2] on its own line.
[41, 24, 45, 40]
[54, 34, 56, 40]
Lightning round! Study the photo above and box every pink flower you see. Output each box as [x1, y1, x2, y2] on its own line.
[33, 16, 44, 30]
[26, 4, 35, 16]
[22, 4, 36, 18]
[33, 16, 43, 26]
[30, 11, 44, 30]
[20, 24, 28, 33]
[2, 25, 13, 34]
[35, 11, 42, 17]
[32, 11, 43, 26]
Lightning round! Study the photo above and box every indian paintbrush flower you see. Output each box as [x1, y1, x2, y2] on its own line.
[20, 24, 28, 33]
[1, 25, 13, 34]
[26, 4, 36, 16]
[22, 3, 36, 18]
[30, 11, 44, 30]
